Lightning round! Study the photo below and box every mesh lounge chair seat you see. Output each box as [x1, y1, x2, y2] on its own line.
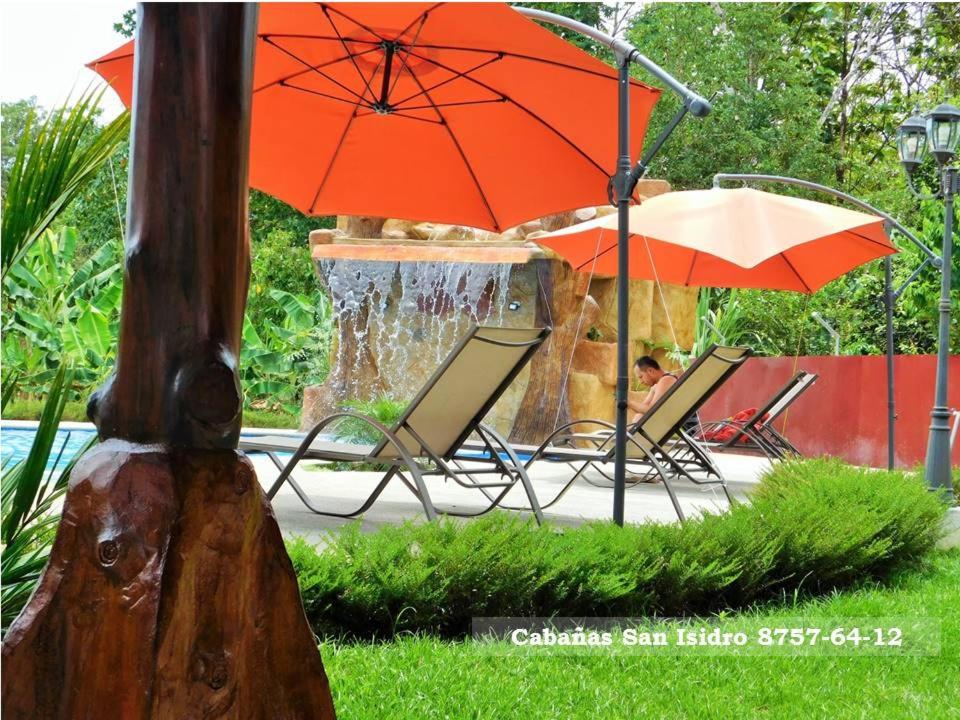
[466, 344, 751, 521]
[239, 325, 550, 523]
[694, 371, 818, 460]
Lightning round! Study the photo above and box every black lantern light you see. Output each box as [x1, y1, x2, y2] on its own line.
[924, 102, 960, 166]
[896, 111, 928, 174]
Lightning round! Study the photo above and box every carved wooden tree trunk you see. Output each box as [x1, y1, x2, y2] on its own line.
[1, 5, 336, 718]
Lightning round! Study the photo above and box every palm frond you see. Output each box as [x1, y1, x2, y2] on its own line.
[1, 87, 130, 279]
[1, 365, 72, 543]
[1, 372, 18, 413]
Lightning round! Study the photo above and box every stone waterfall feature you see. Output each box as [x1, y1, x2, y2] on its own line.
[300, 180, 699, 445]
[319, 258, 513, 403]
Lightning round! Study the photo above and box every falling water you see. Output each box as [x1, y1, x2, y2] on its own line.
[319, 259, 514, 399]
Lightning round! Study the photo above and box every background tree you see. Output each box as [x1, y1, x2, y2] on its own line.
[628, 2, 958, 356]
[1, 98, 45, 196]
[630, 3, 838, 189]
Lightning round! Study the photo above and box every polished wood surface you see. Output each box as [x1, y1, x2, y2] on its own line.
[2, 5, 336, 717]
[88, 3, 255, 449]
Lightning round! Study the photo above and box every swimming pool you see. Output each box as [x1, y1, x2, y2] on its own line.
[0, 425, 302, 472]
[0, 427, 98, 471]
[0, 425, 531, 473]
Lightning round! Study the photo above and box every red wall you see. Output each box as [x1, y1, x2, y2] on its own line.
[699, 354, 960, 468]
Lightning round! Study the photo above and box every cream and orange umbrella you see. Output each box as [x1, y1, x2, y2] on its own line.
[539, 187, 897, 292]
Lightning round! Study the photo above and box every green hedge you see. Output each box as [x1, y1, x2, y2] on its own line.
[287, 459, 946, 640]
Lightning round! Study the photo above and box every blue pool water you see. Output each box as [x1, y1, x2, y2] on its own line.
[0, 425, 531, 471]
[0, 426, 301, 472]
[0, 427, 98, 471]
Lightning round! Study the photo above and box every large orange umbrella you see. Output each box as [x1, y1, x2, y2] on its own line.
[539, 187, 897, 292]
[88, 2, 660, 232]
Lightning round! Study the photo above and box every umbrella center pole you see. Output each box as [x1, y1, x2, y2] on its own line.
[613, 56, 633, 527]
[375, 40, 398, 113]
[515, 6, 712, 526]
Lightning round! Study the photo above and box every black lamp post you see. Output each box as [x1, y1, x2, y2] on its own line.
[897, 102, 959, 503]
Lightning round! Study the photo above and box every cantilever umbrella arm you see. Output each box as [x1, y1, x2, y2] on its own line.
[515, 8, 712, 116]
[517, 6, 711, 525]
[711, 173, 941, 267]
[516, 6, 711, 201]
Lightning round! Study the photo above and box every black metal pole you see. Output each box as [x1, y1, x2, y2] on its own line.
[515, 6, 712, 524]
[884, 256, 896, 470]
[613, 56, 631, 526]
[924, 166, 956, 502]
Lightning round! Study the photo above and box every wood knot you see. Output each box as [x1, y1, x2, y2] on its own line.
[181, 360, 241, 426]
[98, 539, 120, 566]
[172, 345, 243, 447]
[234, 463, 253, 495]
[208, 662, 228, 690]
[193, 651, 230, 691]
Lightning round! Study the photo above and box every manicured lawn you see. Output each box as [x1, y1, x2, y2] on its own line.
[322, 550, 960, 719]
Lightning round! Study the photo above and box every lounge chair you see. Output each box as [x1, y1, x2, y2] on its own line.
[240, 325, 551, 523]
[476, 344, 751, 521]
[694, 371, 818, 459]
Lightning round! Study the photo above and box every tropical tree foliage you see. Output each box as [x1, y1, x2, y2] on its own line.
[627, 2, 958, 356]
[630, 3, 838, 190]
[1, 87, 129, 279]
[2, 228, 122, 396]
[1, 97, 44, 195]
[240, 289, 335, 414]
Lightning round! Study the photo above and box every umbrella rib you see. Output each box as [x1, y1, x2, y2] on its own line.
[412, 43, 658, 88]
[396, 2, 445, 37]
[282, 82, 374, 110]
[847, 227, 897, 252]
[400, 98, 507, 111]
[390, 54, 504, 109]
[355, 110, 443, 125]
[684, 250, 698, 286]
[388, 4, 443, 98]
[260, 34, 379, 44]
[403, 48, 609, 179]
[90, 52, 134, 66]
[780, 255, 813, 293]
[254, 46, 380, 94]
[576, 238, 619, 271]
[321, 5, 378, 104]
[405, 65, 501, 231]
[318, 3, 388, 43]
[309, 108, 360, 214]
[263, 37, 368, 104]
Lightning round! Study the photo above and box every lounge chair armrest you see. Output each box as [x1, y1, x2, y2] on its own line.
[524, 419, 621, 465]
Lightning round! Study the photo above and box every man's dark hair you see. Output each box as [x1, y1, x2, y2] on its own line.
[634, 356, 661, 371]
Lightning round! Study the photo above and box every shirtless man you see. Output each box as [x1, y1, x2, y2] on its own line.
[626, 356, 678, 423]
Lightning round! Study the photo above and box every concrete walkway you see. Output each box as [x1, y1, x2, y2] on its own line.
[250, 451, 773, 544]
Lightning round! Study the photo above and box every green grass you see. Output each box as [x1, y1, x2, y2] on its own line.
[322, 550, 960, 719]
[2, 398, 300, 429]
[242, 406, 300, 429]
